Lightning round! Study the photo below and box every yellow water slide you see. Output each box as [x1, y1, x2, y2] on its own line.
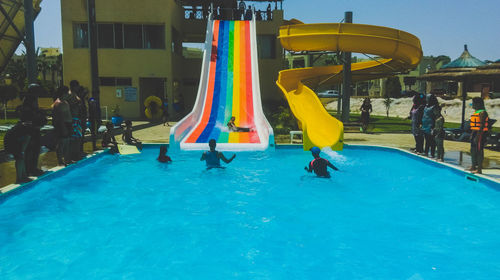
[276, 20, 423, 151]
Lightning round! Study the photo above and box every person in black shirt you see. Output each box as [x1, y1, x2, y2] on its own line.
[88, 96, 101, 150]
[19, 84, 47, 176]
[360, 98, 372, 133]
[305, 147, 338, 178]
[4, 122, 32, 183]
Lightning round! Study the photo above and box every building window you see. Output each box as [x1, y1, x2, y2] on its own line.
[99, 77, 132, 86]
[99, 77, 116, 86]
[73, 23, 88, 48]
[74, 22, 165, 50]
[124, 24, 143, 49]
[257, 35, 275, 59]
[116, 78, 132, 86]
[143, 25, 165, 49]
[98, 24, 114, 48]
[114, 23, 123, 49]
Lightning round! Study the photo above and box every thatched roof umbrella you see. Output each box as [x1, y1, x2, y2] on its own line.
[418, 45, 486, 129]
[465, 61, 500, 77]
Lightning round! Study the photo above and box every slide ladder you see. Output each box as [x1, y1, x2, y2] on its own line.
[277, 20, 423, 151]
[170, 16, 274, 151]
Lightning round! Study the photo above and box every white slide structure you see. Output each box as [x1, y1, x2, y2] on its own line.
[170, 16, 274, 151]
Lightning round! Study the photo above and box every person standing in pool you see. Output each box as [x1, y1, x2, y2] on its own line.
[157, 145, 172, 163]
[305, 146, 339, 178]
[200, 139, 236, 169]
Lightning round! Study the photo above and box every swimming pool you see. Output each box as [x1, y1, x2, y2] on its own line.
[1, 145, 499, 279]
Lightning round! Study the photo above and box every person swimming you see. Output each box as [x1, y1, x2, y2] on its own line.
[157, 145, 172, 163]
[200, 139, 236, 169]
[304, 146, 339, 178]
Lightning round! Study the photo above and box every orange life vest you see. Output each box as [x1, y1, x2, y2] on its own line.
[470, 110, 489, 131]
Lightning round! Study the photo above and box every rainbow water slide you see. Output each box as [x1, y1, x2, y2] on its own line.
[277, 21, 423, 151]
[170, 17, 274, 151]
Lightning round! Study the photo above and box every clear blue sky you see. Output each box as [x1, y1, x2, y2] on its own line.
[32, 0, 500, 61]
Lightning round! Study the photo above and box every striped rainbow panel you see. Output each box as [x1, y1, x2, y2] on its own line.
[185, 20, 260, 144]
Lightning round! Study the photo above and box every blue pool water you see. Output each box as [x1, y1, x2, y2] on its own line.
[1, 146, 500, 279]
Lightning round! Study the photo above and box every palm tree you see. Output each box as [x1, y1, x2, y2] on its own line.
[5, 57, 27, 90]
[0, 85, 18, 120]
[37, 57, 49, 81]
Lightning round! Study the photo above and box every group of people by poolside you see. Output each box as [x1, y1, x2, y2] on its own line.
[4, 80, 104, 183]
[3, 81, 492, 184]
[409, 93, 445, 161]
[51, 80, 102, 166]
[101, 120, 143, 154]
[410, 93, 489, 174]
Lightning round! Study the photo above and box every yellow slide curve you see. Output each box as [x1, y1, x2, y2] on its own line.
[276, 21, 423, 151]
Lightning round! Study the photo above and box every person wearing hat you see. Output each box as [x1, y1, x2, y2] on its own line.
[305, 146, 338, 178]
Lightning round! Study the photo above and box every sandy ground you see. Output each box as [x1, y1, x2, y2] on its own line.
[327, 97, 500, 126]
[1, 122, 500, 188]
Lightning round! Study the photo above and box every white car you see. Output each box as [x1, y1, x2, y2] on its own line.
[317, 90, 340, 98]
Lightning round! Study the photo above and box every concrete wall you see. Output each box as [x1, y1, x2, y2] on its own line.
[62, 0, 284, 119]
[63, 0, 182, 119]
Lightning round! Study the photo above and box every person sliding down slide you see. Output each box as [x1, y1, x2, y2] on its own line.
[227, 116, 254, 132]
[201, 139, 236, 169]
[305, 147, 339, 178]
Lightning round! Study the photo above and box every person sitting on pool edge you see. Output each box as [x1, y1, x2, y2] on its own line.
[305, 146, 339, 178]
[157, 145, 172, 163]
[122, 120, 143, 150]
[200, 139, 236, 169]
[227, 116, 253, 132]
[102, 122, 118, 154]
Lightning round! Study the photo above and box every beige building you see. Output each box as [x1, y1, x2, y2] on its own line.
[61, 0, 284, 119]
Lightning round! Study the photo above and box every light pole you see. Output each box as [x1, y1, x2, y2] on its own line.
[341, 11, 352, 123]
[24, 0, 37, 85]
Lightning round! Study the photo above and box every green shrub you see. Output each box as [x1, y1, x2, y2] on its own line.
[265, 104, 298, 134]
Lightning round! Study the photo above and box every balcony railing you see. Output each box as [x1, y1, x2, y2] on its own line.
[183, 7, 274, 21]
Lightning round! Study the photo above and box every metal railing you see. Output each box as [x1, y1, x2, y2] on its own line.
[183, 7, 274, 21]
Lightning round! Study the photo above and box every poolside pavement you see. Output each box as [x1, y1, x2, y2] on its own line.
[1, 122, 500, 189]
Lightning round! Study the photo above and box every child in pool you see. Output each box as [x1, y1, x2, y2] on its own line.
[305, 147, 339, 178]
[157, 145, 172, 163]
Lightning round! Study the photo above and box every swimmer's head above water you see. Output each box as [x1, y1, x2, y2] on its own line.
[209, 139, 217, 151]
